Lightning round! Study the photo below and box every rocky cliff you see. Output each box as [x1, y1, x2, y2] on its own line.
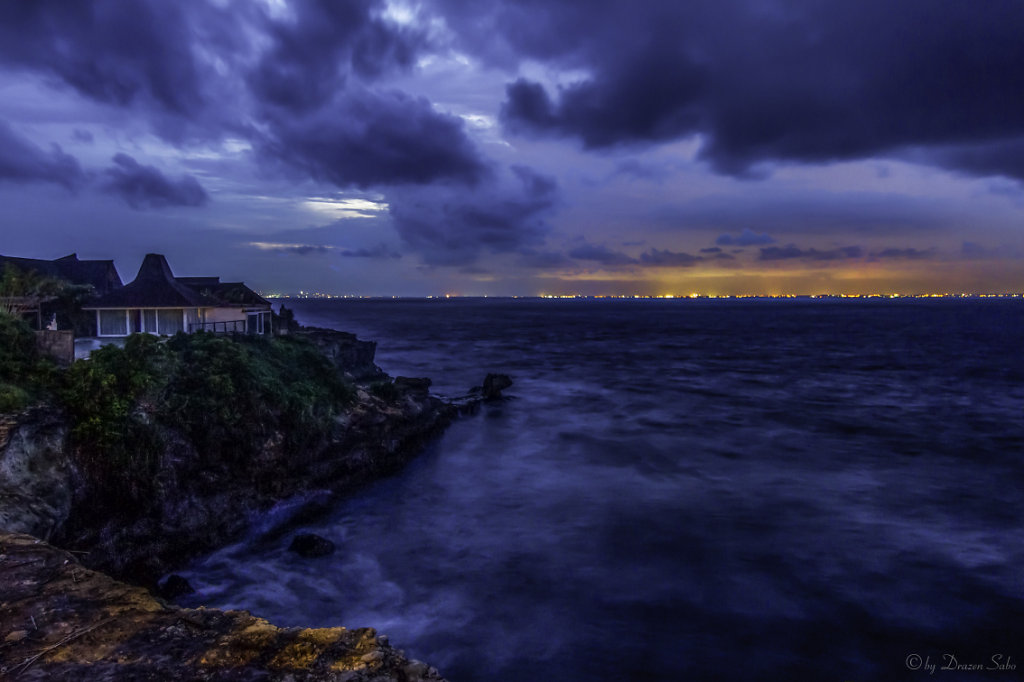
[0, 532, 444, 681]
[0, 327, 490, 681]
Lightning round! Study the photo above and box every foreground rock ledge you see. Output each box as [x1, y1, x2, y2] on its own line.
[0, 532, 446, 681]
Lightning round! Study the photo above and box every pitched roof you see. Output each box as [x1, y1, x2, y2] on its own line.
[84, 254, 220, 309]
[0, 253, 122, 294]
[84, 254, 269, 310]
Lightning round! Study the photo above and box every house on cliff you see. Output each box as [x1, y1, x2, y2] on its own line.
[0, 253, 123, 336]
[0, 253, 123, 297]
[82, 254, 272, 337]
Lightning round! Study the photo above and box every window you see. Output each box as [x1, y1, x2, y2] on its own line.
[99, 310, 127, 336]
[143, 310, 157, 334]
[157, 309, 184, 335]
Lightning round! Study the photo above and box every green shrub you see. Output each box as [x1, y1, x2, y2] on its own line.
[60, 334, 167, 503]
[0, 312, 56, 412]
[57, 331, 356, 504]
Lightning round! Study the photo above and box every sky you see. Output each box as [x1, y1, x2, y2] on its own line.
[2, 0, 1024, 296]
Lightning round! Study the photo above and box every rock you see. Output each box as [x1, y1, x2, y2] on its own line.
[288, 532, 336, 558]
[294, 327, 383, 381]
[393, 376, 432, 395]
[0, 408, 71, 540]
[157, 574, 195, 600]
[0, 531, 449, 681]
[481, 373, 513, 400]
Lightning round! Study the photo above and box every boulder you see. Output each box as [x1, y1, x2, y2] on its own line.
[393, 377, 432, 396]
[481, 373, 513, 400]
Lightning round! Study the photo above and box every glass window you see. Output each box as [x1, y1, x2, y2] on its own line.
[157, 309, 184, 335]
[99, 310, 127, 336]
[143, 310, 157, 334]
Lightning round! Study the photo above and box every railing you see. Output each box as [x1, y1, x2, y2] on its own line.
[188, 319, 247, 334]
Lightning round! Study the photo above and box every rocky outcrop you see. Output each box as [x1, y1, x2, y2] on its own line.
[480, 373, 513, 400]
[53, 382, 457, 587]
[0, 408, 72, 540]
[0, 328, 509, 681]
[295, 328, 383, 382]
[0, 532, 445, 681]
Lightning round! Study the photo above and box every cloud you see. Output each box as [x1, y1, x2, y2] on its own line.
[470, 0, 1024, 180]
[250, 241, 333, 256]
[388, 165, 559, 265]
[101, 153, 208, 209]
[517, 250, 578, 269]
[256, 88, 489, 189]
[250, 0, 426, 113]
[759, 245, 863, 261]
[869, 247, 933, 260]
[0, 4, 204, 111]
[340, 243, 402, 259]
[0, 1, 489, 193]
[638, 248, 701, 267]
[567, 243, 637, 266]
[716, 228, 775, 247]
[0, 120, 84, 189]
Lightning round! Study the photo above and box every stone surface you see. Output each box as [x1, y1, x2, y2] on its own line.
[0, 532, 447, 681]
[481, 373, 513, 400]
[0, 408, 71, 540]
[295, 328, 383, 382]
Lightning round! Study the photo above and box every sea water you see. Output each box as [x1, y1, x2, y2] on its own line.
[177, 298, 1024, 681]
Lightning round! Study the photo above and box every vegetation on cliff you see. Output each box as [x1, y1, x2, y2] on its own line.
[1, 312, 357, 506]
[0, 313, 55, 412]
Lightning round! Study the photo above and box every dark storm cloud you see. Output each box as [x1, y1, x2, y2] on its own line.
[652, 191, 958, 236]
[456, 0, 1024, 180]
[759, 245, 863, 261]
[340, 244, 402, 259]
[0, 1, 490, 194]
[250, 0, 425, 113]
[925, 139, 1024, 181]
[0, 121, 84, 189]
[389, 165, 558, 265]
[101, 153, 208, 210]
[0, 3, 209, 114]
[716, 229, 775, 247]
[256, 89, 489, 188]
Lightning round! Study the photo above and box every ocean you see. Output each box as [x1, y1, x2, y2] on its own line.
[177, 298, 1024, 681]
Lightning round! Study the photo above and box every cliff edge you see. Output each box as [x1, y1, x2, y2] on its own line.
[0, 532, 444, 681]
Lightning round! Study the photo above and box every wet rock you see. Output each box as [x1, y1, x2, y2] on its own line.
[0, 531, 448, 681]
[481, 373, 513, 400]
[393, 377, 432, 395]
[157, 574, 195, 600]
[289, 532, 336, 558]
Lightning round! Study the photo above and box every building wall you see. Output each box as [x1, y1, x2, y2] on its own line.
[35, 330, 74, 366]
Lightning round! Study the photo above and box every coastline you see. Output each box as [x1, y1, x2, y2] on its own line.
[0, 324, 504, 680]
